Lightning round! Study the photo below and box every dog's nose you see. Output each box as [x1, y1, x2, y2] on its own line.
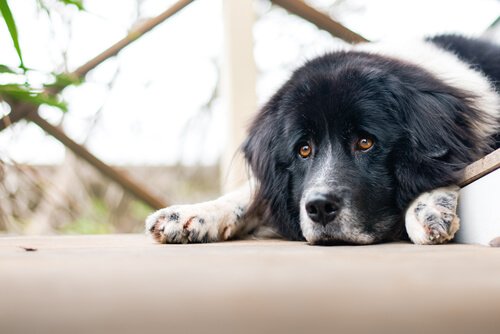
[305, 192, 342, 226]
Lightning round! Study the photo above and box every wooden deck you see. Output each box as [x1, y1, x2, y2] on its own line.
[1, 234, 500, 333]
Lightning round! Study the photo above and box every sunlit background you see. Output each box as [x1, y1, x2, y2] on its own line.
[1, 0, 499, 234]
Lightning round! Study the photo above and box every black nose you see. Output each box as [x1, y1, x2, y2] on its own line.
[305, 192, 342, 226]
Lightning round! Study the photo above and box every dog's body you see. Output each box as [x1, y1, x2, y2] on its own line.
[147, 35, 500, 245]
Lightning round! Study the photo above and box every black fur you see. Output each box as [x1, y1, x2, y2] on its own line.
[243, 35, 499, 244]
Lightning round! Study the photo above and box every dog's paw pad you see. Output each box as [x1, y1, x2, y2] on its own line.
[405, 188, 460, 245]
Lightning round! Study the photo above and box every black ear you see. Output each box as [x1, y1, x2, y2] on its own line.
[242, 96, 303, 240]
[242, 106, 279, 184]
[392, 89, 484, 209]
[242, 97, 287, 203]
[242, 89, 288, 187]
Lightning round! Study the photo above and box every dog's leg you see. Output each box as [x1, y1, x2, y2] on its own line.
[405, 186, 460, 245]
[145, 182, 258, 243]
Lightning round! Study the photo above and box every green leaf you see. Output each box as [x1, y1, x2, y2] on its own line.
[0, 64, 16, 73]
[57, 0, 84, 11]
[0, 0, 25, 70]
[0, 84, 68, 112]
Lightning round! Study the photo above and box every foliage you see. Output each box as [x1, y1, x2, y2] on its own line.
[61, 218, 113, 234]
[57, 0, 84, 11]
[60, 197, 113, 234]
[0, 0, 84, 113]
[0, 0, 25, 70]
[0, 84, 68, 111]
[130, 200, 153, 222]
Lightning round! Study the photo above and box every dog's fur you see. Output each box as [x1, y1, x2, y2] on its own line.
[146, 35, 499, 245]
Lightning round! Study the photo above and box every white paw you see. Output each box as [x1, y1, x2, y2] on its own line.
[405, 186, 460, 245]
[145, 202, 238, 244]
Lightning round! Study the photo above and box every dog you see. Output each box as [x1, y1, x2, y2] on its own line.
[146, 35, 499, 245]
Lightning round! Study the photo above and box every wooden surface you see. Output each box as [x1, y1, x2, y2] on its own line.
[1, 234, 500, 334]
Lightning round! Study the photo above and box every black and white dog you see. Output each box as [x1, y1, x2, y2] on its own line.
[146, 35, 499, 245]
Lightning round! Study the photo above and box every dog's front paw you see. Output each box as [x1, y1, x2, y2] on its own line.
[145, 203, 235, 244]
[405, 186, 460, 245]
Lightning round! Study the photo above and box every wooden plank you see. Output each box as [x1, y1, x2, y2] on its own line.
[270, 0, 368, 43]
[1, 235, 500, 334]
[459, 148, 500, 187]
[26, 112, 166, 210]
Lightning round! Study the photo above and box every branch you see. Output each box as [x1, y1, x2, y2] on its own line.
[270, 0, 368, 43]
[25, 112, 167, 209]
[72, 0, 195, 79]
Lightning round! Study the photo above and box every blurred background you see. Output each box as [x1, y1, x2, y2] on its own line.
[1, 0, 499, 235]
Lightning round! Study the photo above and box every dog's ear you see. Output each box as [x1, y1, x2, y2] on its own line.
[392, 89, 483, 209]
[242, 95, 303, 240]
[242, 110, 276, 182]
[242, 93, 285, 183]
[243, 100, 291, 207]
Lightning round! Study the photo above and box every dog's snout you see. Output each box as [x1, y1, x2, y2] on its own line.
[305, 192, 342, 226]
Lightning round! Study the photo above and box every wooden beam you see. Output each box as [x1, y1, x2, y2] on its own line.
[270, 0, 368, 43]
[25, 112, 167, 210]
[0, 0, 195, 132]
[459, 148, 500, 187]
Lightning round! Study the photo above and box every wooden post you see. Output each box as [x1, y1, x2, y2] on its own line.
[221, 0, 257, 192]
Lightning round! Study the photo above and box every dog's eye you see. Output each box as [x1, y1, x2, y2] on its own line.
[356, 137, 374, 151]
[298, 143, 312, 158]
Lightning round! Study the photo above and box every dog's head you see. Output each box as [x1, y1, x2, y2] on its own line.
[244, 51, 487, 244]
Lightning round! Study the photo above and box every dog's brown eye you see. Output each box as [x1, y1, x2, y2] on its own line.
[356, 137, 374, 151]
[298, 143, 312, 158]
